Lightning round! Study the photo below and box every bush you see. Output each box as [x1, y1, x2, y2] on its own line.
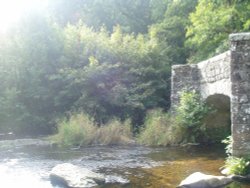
[222, 135, 250, 176]
[52, 113, 133, 147]
[138, 91, 214, 146]
[137, 109, 183, 146]
[175, 90, 213, 143]
[224, 156, 250, 176]
[222, 136, 233, 155]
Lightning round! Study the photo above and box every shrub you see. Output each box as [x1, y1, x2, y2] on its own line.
[175, 90, 213, 143]
[222, 135, 250, 176]
[137, 109, 183, 146]
[224, 156, 250, 175]
[138, 91, 214, 146]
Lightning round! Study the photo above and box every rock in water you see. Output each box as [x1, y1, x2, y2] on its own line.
[50, 163, 105, 188]
[177, 172, 233, 188]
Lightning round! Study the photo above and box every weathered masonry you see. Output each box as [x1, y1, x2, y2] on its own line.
[171, 32, 250, 157]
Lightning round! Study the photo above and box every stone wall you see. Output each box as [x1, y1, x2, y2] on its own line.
[171, 64, 199, 110]
[171, 32, 250, 157]
[198, 51, 231, 98]
[230, 33, 250, 157]
[171, 51, 231, 110]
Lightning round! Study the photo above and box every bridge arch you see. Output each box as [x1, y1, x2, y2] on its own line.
[204, 94, 231, 143]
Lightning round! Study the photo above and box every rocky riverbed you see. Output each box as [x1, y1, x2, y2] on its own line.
[0, 138, 249, 188]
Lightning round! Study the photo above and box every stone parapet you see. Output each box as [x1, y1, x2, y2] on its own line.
[230, 32, 250, 42]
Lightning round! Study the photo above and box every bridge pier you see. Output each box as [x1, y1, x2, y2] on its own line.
[230, 33, 250, 157]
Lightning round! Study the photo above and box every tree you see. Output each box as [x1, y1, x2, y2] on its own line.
[51, 23, 171, 132]
[186, 0, 250, 63]
[149, 0, 198, 66]
[0, 13, 64, 135]
[47, 0, 168, 34]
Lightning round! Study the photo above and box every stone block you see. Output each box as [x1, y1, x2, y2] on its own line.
[232, 124, 250, 142]
[231, 82, 248, 95]
[231, 94, 249, 104]
[231, 51, 250, 64]
[232, 149, 250, 158]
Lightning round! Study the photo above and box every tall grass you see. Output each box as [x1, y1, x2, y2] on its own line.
[95, 119, 133, 145]
[52, 113, 133, 147]
[137, 109, 184, 146]
[52, 113, 97, 147]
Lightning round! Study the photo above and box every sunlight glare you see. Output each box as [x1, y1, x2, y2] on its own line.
[0, 0, 48, 33]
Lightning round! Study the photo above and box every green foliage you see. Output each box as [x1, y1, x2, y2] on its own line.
[137, 109, 183, 146]
[186, 0, 250, 63]
[176, 90, 213, 143]
[57, 23, 170, 131]
[0, 0, 248, 136]
[0, 13, 170, 135]
[95, 119, 133, 145]
[0, 88, 27, 134]
[52, 113, 133, 147]
[53, 113, 96, 147]
[222, 135, 233, 156]
[222, 136, 250, 176]
[224, 156, 250, 176]
[0, 14, 64, 135]
[149, 0, 198, 66]
[48, 0, 156, 34]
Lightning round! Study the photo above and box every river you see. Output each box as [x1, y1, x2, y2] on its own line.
[0, 139, 249, 188]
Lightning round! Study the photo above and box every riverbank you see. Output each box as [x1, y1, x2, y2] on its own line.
[0, 137, 54, 149]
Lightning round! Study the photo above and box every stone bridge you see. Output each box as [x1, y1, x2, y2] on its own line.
[171, 32, 250, 157]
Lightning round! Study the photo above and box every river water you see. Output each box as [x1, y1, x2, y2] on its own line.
[0, 139, 250, 188]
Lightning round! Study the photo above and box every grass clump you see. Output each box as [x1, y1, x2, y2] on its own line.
[95, 119, 133, 145]
[52, 113, 133, 147]
[53, 91, 214, 147]
[52, 113, 97, 147]
[137, 109, 184, 146]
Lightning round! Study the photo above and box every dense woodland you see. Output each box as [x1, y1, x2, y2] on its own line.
[0, 0, 249, 136]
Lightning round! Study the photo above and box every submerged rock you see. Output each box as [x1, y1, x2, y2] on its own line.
[177, 172, 233, 188]
[105, 175, 130, 184]
[50, 163, 105, 188]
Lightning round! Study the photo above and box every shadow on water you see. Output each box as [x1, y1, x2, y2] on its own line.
[0, 139, 249, 188]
